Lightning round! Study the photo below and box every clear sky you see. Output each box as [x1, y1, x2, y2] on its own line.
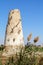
[0, 0, 43, 45]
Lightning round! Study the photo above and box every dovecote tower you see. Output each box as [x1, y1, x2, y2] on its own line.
[2, 9, 24, 56]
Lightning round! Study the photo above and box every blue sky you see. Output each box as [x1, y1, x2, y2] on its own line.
[0, 0, 43, 45]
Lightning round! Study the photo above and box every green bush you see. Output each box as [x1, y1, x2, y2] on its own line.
[0, 44, 43, 65]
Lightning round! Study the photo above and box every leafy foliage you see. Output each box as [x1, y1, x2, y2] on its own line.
[0, 44, 43, 65]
